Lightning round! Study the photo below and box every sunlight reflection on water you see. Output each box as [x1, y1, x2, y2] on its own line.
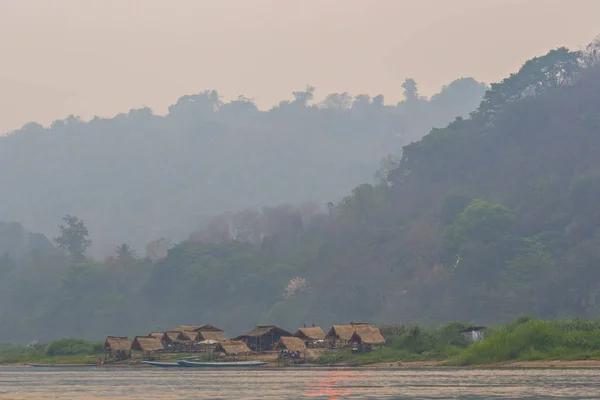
[1, 366, 600, 399]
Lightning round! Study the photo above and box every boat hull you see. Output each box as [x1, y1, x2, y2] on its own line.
[141, 361, 181, 367]
[177, 360, 267, 368]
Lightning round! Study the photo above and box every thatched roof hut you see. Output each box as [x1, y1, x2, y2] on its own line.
[105, 336, 131, 352]
[148, 332, 163, 339]
[162, 331, 185, 343]
[350, 325, 385, 345]
[197, 330, 226, 342]
[131, 336, 164, 352]
[275, 336, 307, 353]
[214, 340, 252, 355]
[326, 325, 356, 342]
[236, 325, 293, 339]
[234, 325, 293, 351]
[295, 327, 325, 341]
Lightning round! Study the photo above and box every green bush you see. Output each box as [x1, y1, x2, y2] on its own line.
[45, 338, 103, 356]
[0, 344, 46, 363]
[453, 317, 600, 365]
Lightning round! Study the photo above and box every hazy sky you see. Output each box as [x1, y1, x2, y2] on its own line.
[1, 0, 599, 134]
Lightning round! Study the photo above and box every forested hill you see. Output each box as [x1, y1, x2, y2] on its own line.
[0, 78, 486, 257]
[0, 222, 54, 261]
[2, 42, 600, 344]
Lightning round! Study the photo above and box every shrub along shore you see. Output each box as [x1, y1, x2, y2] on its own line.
[4, 317, 600, 367]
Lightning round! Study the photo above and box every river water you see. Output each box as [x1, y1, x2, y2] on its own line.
[1, 366, 600, 399]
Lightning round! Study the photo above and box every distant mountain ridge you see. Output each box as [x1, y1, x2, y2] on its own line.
[0, 78, 487, 257]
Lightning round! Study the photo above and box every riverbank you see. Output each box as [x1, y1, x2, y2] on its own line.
[6, 317, 600, 368]
[368, 360, 600, 369]
[9, 359, 600, 369]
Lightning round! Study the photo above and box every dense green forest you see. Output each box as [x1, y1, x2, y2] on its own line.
[2, 39, 600, 344]
[0, 78, 486, 256]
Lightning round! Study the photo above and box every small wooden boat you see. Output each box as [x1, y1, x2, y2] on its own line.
[30, 363, 99, 368]
[177, 360, 267, 368]
[140, 361, 181, 367]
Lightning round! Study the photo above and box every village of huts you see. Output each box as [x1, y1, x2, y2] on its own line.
[104, 322, 385, 364]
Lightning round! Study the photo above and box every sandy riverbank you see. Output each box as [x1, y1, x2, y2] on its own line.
[22, 360, 600, 369]
[369, 360, 600, 368]
[486, 360, 600, 368]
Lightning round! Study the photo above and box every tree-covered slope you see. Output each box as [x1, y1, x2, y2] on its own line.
[3, 42, 600, 343]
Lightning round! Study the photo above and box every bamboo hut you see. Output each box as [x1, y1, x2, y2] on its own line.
[104, 336, 131, 360]
[294, 326, 325, 347]
[214, 340, 252, 360]
[148, 332, 164, 339]
[275, 337, 307, 355]
[325, 325, 356, 348]
[169, 325, 225, 352]
[234, 326, 293, 352]
[161, 331, 185, 350]
[194, 330, 225, 352]
[178, 330, 200, 352]
[131, 336, 164, 358]
[350, 325, 385, 351]
[275, 336, 308, 364]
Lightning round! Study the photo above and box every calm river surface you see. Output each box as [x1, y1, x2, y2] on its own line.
[1, 366, 600, 399]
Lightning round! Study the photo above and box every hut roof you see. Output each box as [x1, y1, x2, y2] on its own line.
[181, 331, 199, 341]
[215, 340, 252, 355]
[326, 325, 356, 341]
[275, 336, 307, 353]
[295, 327, 325, 340]
[197, 330, 226, 342]
[235, 325, 293, 339]
[131, 336, 164, 352]
[148, 332, 164, 339]
[177, 324, 223, 332]
[105, 336, 131, 351]
[197, 324, 222, 332]
[162, 331, 184, 342]
[351, 326, 385, 345]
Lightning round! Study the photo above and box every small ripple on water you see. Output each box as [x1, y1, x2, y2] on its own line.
[1, 367, 600, 399]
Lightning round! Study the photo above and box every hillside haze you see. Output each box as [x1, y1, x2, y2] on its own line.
[0, 79, 486, 256]
[1, 40, 600, 344]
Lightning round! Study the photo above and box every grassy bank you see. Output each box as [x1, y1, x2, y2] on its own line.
[316, 317, 600, 366]
[450, 316, 600, 366]
[0, 338, 103, 364]
[315, 322, 470, 365]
